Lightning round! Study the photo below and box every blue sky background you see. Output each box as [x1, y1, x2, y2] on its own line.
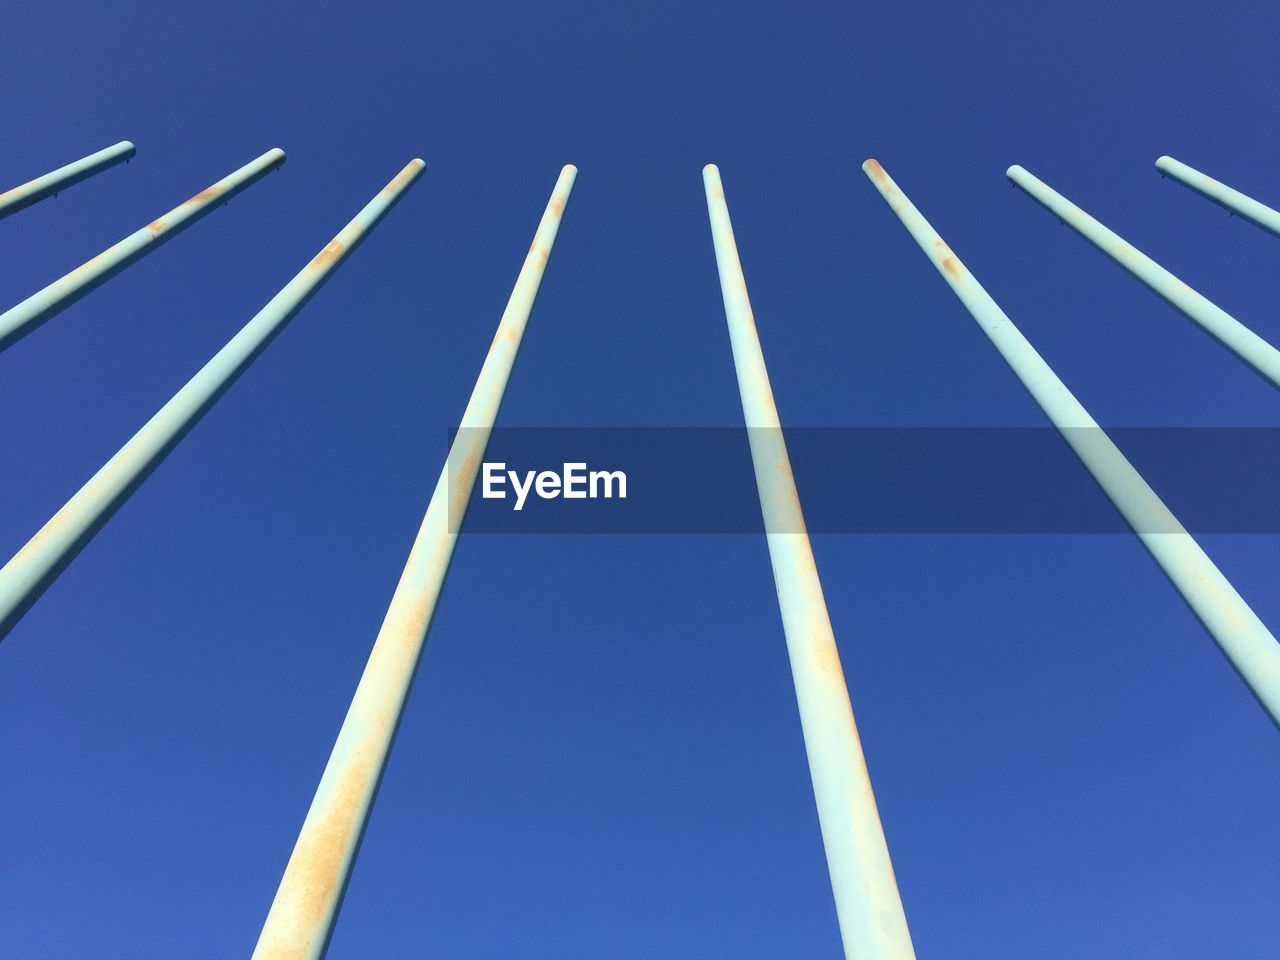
[3, 1, 1280, 956]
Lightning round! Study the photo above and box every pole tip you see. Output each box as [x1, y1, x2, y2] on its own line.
[1154, 155, 1174, 170]
[562, 163, 578, 174]
[861, 158, 886, 180]
[702, 164, 723, 196]
[265, 147, 288, 168]
[119, 141, 137, 157]
[1005, 164, 1026, 181]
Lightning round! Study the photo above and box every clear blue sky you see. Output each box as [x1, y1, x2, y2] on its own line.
[3, 1, 1280, 956]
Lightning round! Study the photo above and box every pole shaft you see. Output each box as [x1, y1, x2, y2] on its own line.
[251, 165, 577, 960]
[1007, 163, 1280, 391]
[0, 159, 425, 642]
[1156, 155, 1280, 240]
[0, 141, 136, 220]
[702, 165, 916, 960]
[0, 148, 286, 353]
[865, 158, 1280, 729]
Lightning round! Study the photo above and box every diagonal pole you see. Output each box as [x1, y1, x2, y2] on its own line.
[0, 140, 136, 220]
[703, 163, 916, 960]
[0, 148, 286, 353]
[1156, 155, 1280, 240]
[0, 160, 424, 642]
[1008, 163, 1280, 391]
[251, 165, 577, 960]
[865, 157, 1280, 730]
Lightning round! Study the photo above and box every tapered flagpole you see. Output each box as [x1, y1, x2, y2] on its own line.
[0, 140, 136, 220]
[0, 148, 285, 352]
[702, 164, 916, 960]
[865, 157, 1280, 729]
[1156, 155, 1280, 240]
[1007, 164, 1280, 391]
[252, 165, 577, 960]
[0, 160, 425, 641]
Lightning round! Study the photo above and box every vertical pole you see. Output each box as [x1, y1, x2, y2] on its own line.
[0, 148, 286, 353]
[1156, 155, 1280, 240]
[0, 160, 425, 642]
[251, 165, 577, 960]
[1007, 164, 1280, 391]
[0, 141, 136, 220]
[702, 165, 916, 960]
[864, 158, 1280, 729]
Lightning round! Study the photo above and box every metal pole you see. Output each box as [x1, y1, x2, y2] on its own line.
[0, 141, 136, 220]
[864, 158, 1280, 730]
[251, 164, 577, 960]
[1007, 163, 1280, 391]
[1156, 155, 1280, 240]
[702, 165, 916, 960]
[0, 159, 425, 642]
[0, 148, 286, 353]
